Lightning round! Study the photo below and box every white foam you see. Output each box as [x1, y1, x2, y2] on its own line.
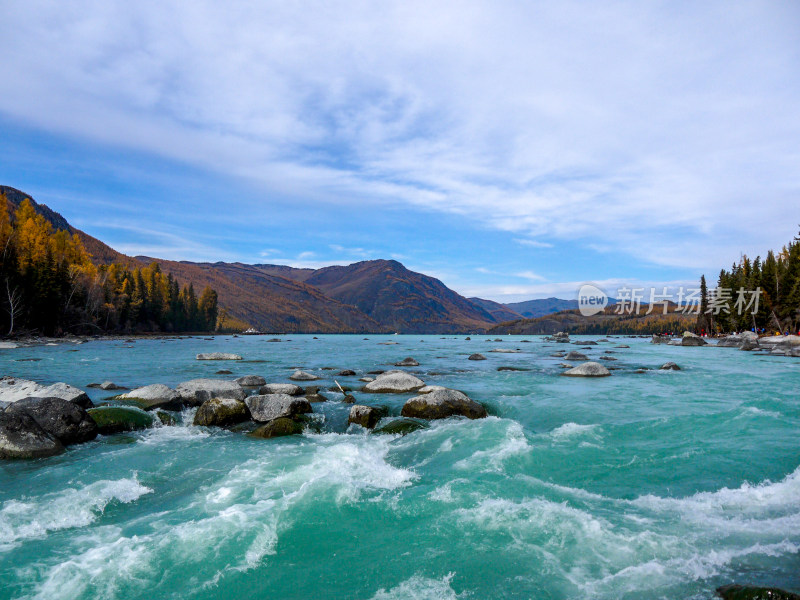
[371, 572, 459, 600]
[0, 477, 152, 551]
[549, 422, 602, 442]
[454, 420, 530, 472]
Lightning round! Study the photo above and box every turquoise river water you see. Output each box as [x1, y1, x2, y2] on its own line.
[0, 334, 799, 600]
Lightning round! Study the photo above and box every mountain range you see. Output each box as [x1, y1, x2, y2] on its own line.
[2, 185, 580, 333]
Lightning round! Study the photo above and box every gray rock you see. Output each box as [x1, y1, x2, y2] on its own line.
[660, 362, 681, 370]
[0, 377, 91, 409]
[681, 331, 707, 346]
[193, 398, 250, 427]
[0, 411, 64, 459]
[235, 375, 266, 387]
[176, 379, 245, 407]
[651, 335, 670, 344]
[259, 383, 304, 396]
[5, 397, 97, 445]
[565, 351, 588, 361]
[95, 381, 126, 390]
[488, 348, 520, 353]
[418, 385, 447, 393]
[561, 362, 611, 377]
[394, 357, 420, 367]
[599, 355, 617, 361]
[359, 377, 374, 383]
[289, 370, 319, 381]
[401, 388, 487, 420]
[196, 353, 243, 360]
[117, 384, 182, 411]
[336, 370, 356, 376]
[348, 405, 389, 429]
[468, 353, 487, 361]
[364, 371, 425, 393]
[245, 394, 312, 423]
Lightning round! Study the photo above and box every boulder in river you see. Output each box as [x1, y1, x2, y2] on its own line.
[5, 397, 97, 445]
[235, 375, 266, 387]
[468, 353, 487, 361]
[394, 357, 419, 367]
[681, 331, 707, 346]
[561, 362, 611, 377]
[244, 394, 312, 423]
[565, 351, 588, 361]
[289, 370, 319, 381]
[373, 417, 428, 436]
[660, 362, 681, 371]
[249, 417, 303, 439]
[0, 377, 91, 408]
[364, 371, 425, 393]
[117, 384, 182, 411]
[0, 411, 64, 459]
[716, 584, 800, 600]
[259, 383, 304, 396]
[176, 379, 245, 407]
[401, 388, 487, 420]
[87, 406, 155, 435]
[650, 335, 670, 344]
[348, 405, 389, 429]
[336, 369, 356, 376]
[193, 397, 250, 427]
[196, 353, 243, 360]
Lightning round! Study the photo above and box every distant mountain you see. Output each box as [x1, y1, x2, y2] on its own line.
[262, 260, 497, 333]
[504, 297, 579, 319]
[468, 298, 524, 323]
[2, 185, 499, 333]
[1, 185, 130, 265]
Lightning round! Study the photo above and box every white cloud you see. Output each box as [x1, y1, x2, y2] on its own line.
[0, 1, 798, 272]
[513, 239, 553, 249]
[515, 271, 547, 282]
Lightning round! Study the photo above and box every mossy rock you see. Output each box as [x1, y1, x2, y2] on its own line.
[87, 406, 154, 435]
[716, 585, 800, 600]
[249, 417, 303, 439]
[373, 417, 428, 436]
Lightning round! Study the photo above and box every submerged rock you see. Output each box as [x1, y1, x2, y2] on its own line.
[497, 366, 530, 371]
[336, 369, 357, 376]
[468, 353, 487, 361]
[401, 388, 487, 420]
[196, 353, 243, 360]
[244, 394, 312, 423]
[249, 417, 303, 439]
[193, 397, 250, 427]
[565, 351, 588, 361]
[364, 371, 425, 393]
[348, 405, 389, 429]
[0, 377, 91, 408]
[394, 357, 420, 367]
[5, 397, 97, 445]
[259, 383, 304, 396]
[716, 584, 800, 600]
[87, 406, 155, 435]
[117, 384, 182, 411]
[0, 411, 64, 459]
[176, 379, 245, 407]
[561, 362, 611, 377]
[660, 362, 681, 371]
[373, 417, 428, 436]
[289, 370, 319, 381]
[235, 375, 266, 387]
[651, 334, 670, 344]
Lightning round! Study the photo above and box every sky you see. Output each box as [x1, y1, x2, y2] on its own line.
[0, 1, 798, 302]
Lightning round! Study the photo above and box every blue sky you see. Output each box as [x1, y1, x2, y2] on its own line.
[1, 1, 798, 302]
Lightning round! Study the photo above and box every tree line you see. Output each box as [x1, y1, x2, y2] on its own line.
[1, 195, 218, 336]
[697, 228, 800, 334]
